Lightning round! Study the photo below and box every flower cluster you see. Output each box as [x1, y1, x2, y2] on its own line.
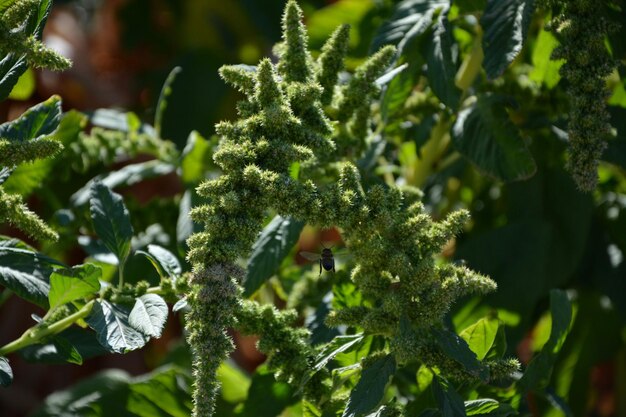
[186, 1, 515, 415]
[541, 0, 618, 191]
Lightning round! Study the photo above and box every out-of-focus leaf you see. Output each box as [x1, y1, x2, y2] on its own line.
[20, 327, 109, 364]
[48, 264, 101, 309]
[455, 0, 487, 13]
[8, 68, 35, 100]
[0, 357, 12, 387]
[427, 12, 461, 108]
[244, 215, 304, 297]
[181, 131, 214, 184]
[452, 94, 536, 181]
[217, 361, 251, 403]
[155, 66, 182, 138]
[464, 399, 498, 415]
[0, 247, 64, 307]
[306, 292, 340, 345]
[432, 375, 466, 417]
[519, 289, 572, 391]
[89, 181, 133, 265]
[480, 0, 534, 79]
[87, 300, 148, 353]
[129, 294, 168, 338]
[343, 354, 396, 417]
[172, 298, 188, 313]
[307, 0, 376, 51]
[459, 317, 499, 361]
[31, 366, 192, 417]
[72, 161, 176, 206]
[239, 367, 298, 417]
[432, 327, 488, 381]
[371, 0, 448, 54]
[529, 28, 563, 88]
[177, 189, 203, 246]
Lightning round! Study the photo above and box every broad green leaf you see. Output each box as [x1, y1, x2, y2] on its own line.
[314, 334, 365, 372]
[432, 327, 489, 381]
[480, 0, 534, 79]
[484, 324, 507, 360]
[240, 367, 298, 417]
[87, 300, 148, 353]
[0, 95, 61, 142]
[217, 361, 251, 403]
[89, 181, 133, 265]
[73, 161, 176, 206]
[427, 12, 461, 108]
[49, 336, 83, 365]
[129, 294, 168, 338]
[48, 264, 101, 309]
[371, 0, 448, 54]
[0, 0, 52, 101]
[306, 293, 340, 345]
[303, 400, 322, 417]
[455, 0, 486, 13]
[432, 375, 466, 417]
[519, 289, 573, 391]
[8, 68, 35, 100]
[20, 327, 109, 364]
[464, 399, 499, 415]
[459, 317, 499, 360]
[0, 247, 64, 307]
[0, 357, 12, 387]
[31, 366, 192, 417]
[417, 365, 434, 392]
[343, 354, 396, 417]
[452, 94, 536, 181]
[138, 244, 182, 280]
[365, 405, 393, 417]
[180, 131, 213, 184]
[529, 29, 563, 88]
[244, 215, 304, 297]
[127, 366, 193, 417]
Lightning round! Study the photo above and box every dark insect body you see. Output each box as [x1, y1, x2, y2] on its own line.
[300, 246, 336, 275]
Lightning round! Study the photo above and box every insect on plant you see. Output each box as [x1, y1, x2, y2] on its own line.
[300, 243, 349, 274]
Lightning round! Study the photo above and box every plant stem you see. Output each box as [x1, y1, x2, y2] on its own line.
[0, 300, 95, 356]
[118, 261, 125, 289]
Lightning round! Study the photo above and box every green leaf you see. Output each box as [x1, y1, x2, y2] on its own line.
[343, 354, 396, 417]
[89, 181, 133, 265]
[87, 300, 148, 353]
[73, 161, 176, 206]
[20, 327, 109, 364]
[427, 12, 461, 108]
[49, 336, 83, 365]
[455, 0, 487, 13]
[217, 361, 251, 403]
[155, 66, 182, 138]
[8, 67, 35, 100]
[0, 0, 52, 101]
[240, 367, 298, 417]
[0, 247, 64, 307]
[451, 94, 536, 181]
[31, 366, 192, 417]
[371, 0, 448, 54]
[432, 327, 489, 381]
[484, 324, 507, 360]
[244, 215, 304, 297]
[519, 289, 573, 391]
[181, 131, 213, 184]
[141, 244, 182, 280]
[48, 264, 101, 309]
[464, 399, 499, 415]
[480, 0, 534, 79]
[529, 28, 563, 88]
[459, 317, 499, 361]
[129, 294, 168, 338]
[0, 357, 12, 387]
[432, 375, 466, 417]
[306, 0, 375, 51]
[0, 95, 62, 142]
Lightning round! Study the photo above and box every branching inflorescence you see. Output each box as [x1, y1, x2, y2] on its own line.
[541, 0, 619, 191]
[185, 1, 515, 416]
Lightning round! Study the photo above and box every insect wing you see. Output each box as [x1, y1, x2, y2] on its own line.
[299, 251, 321, 261]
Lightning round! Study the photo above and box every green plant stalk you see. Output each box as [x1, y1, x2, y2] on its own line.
[455, 32, 484, 92]
[412, 114, 451, 187]
[0, 300, 95, 355]
[118, 261, 125, 290]
[0, 284, 169, 356]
